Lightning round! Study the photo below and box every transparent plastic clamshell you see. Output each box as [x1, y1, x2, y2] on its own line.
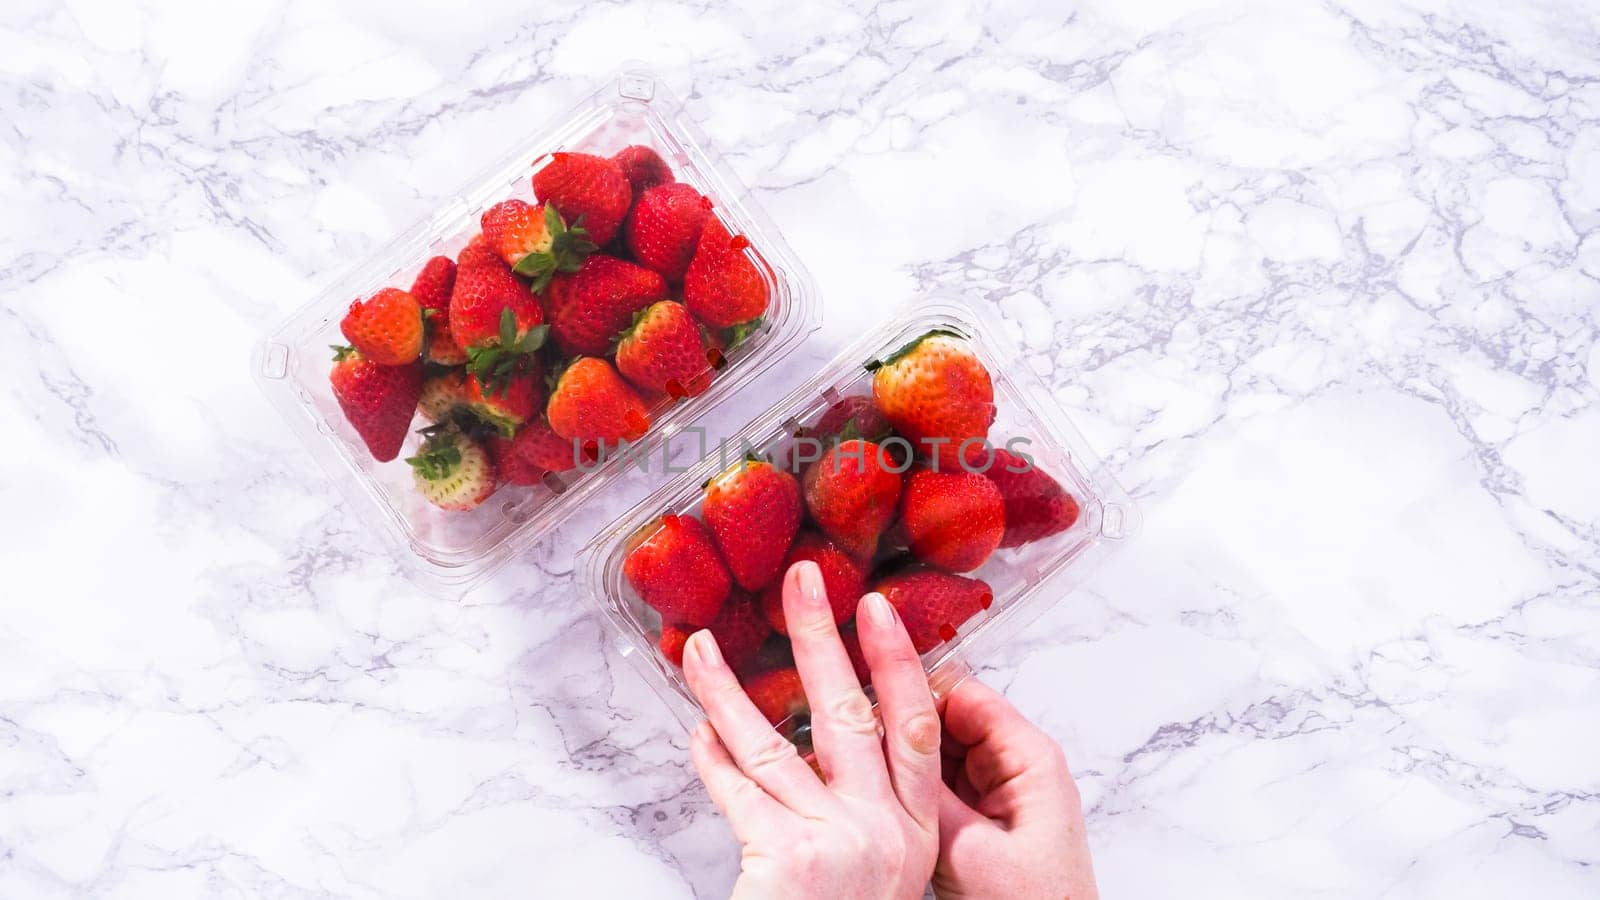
[581, 295, 1141, 735]
[253, 70, 819, 594]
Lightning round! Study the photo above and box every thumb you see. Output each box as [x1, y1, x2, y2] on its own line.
[937, 779, 994, 850]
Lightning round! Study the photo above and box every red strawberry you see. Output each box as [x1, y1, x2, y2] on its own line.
[456, 234, 502, 270]
[801, 440, 903, 559]
[546, 357, 651, 445]
[741, 667, 809, 728]
[426, 323, 467, 366]
[406, 429, 497, 510]
[868, 330, 995, 470]
[899, 467, 1006, 572]
[329, 347, 423, 462]
[623, 514, 732, 627]
[486, 432, 544, 486]
[684, 216, 769, 328]
[612, 145, 674, 193]
[759, 530, 868, 635]
[340, 288, 424, 365]
[805, 395, 894, 445]
[480, 199, 597, 292]
[410, 256, 466, 365]
[532, 152, 632, 245]
[703, 459, 802, 592]
[625, 183, 711, 281]
[546, 255, 666, 357]
[658, 625, 689, 669]
[508, 414, 588, 474]
[417, 369, 469, 423]
[979, 448, 1081, 547]
[659, 592, 770, 670]
[449, 261, 544, 349]
[615, 300, 714, 398]
[449, 264, 548, 389]
[463, 369, 545, 436]
[873, 570, 994, 654]
[410, 255, 456, 308]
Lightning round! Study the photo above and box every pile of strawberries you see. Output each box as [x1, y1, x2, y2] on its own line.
[622, 331, 1082, 737]
[328, 146, 770, 509]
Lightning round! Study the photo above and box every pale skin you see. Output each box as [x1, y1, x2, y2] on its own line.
[683, 560, 1099, 900]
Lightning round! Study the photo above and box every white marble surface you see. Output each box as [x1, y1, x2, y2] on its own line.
[4, 0, 1599, 896]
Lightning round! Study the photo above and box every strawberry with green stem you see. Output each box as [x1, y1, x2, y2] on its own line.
[868, 329, 995, 470]
[449, 252, 548, 390]
[408, 256, 464, 366]
[406, 428, 497, 510]
[461, 307, 549, 396]
[329, 346, 423, 462]
[615, 300, 714, 398]
[805, 395, 894, 446]
[546, 254, 667, 358]
[341, 288, 425, 365]
[462, 367, 545, 437]
[480, 200, 597, 293]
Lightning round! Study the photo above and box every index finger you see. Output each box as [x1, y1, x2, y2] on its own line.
[782, 561, 892, 798]
[683, 630, 834, 817]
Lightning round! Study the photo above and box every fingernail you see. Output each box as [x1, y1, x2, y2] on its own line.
[693, 720, 714, 744]
[690, 630, 724, 668]
[796, 561, 826, 608]
[862, 592, 895, 629]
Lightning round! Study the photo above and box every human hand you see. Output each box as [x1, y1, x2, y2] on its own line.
[683, 560, 941, 900]
[932, 677, 1098, 899]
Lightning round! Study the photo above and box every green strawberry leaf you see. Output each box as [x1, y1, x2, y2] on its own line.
[520, 202, 596, 292]
[405, 433, 462, 480]
[498, 307, 517, 349]
[838, 417, 860, 443]
[516, 324, 550, 354]
[529, 266, 557, 294]
[725, 317, 763, 351]
[866, 327, 966, 372]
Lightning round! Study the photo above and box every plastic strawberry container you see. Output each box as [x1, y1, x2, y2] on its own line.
[253, 70, 818, 594]
[580, 295, 1140, 737]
